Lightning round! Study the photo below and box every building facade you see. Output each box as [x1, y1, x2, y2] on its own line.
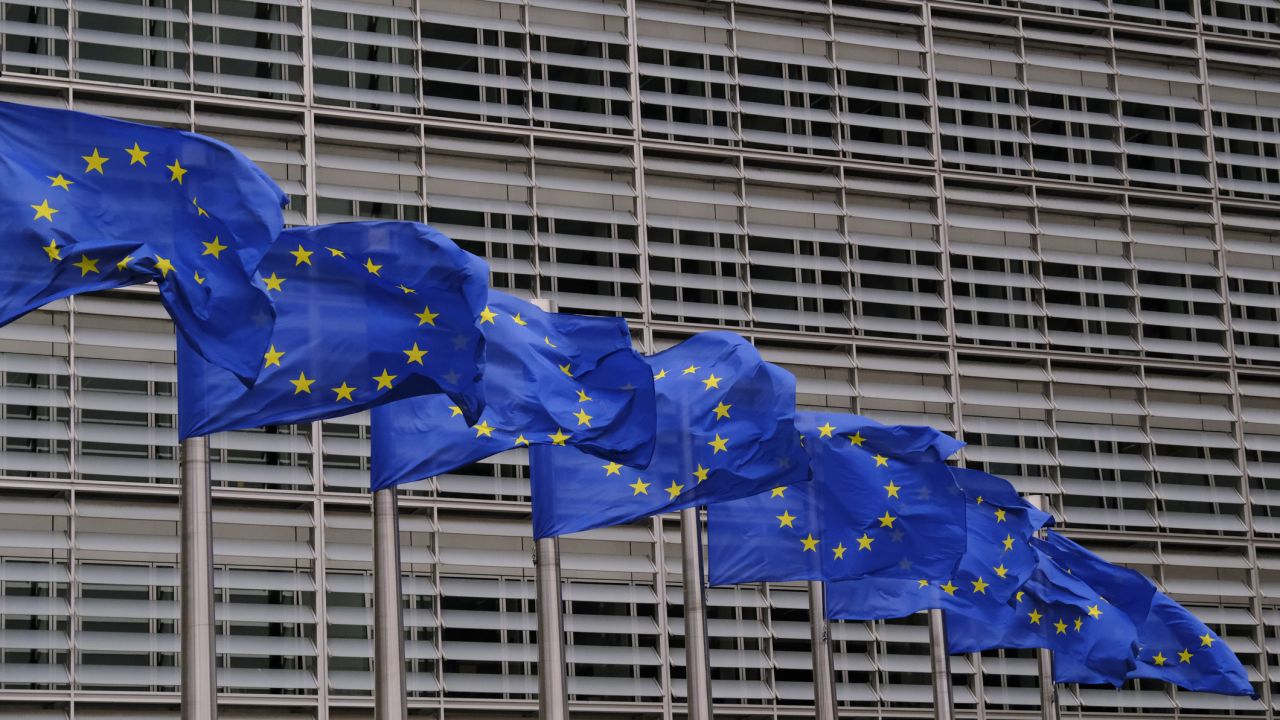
[1, 0, 1279, 717]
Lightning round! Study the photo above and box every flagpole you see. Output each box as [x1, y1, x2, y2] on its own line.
[180, 435, 217, 720]
[1027, 495, 1059, 720]
[530, 298, 570, 720]
[927, 608, 955, 720]
[680, 506, 713, 719]
[372, 488, 407, 720]
[807, 581, 838, 720]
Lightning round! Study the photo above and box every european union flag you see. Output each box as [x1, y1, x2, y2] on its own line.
[0, 101, 288, 382]
[707, 413, 966, 586]
[177, 222, 489, 438]
[368, 291, 656, 491]
[529, 332, 806, 539]
[825, 467, 1052, 620]
[946, 538, 1141, 686]
[1038, 532, 1255, 697]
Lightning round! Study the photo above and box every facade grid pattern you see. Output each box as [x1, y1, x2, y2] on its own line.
[1, 0, 1280, 717]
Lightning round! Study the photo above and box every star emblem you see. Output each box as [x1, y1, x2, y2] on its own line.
[1152, 652, 1167, 666]
[397, 284, 416, 294]
[776, 510, 796, 528]
[403, 343, 428, 365]
[1178, 649, 1193, 664]
[202, 237, 227, 259]
[479, 306, 497, 324]
[166, 159, 187, 183]
[548, 428, 571, 445]
[682, 365, 699, 375]
[603, 462, 623, 476]
[1002, 534, 1015, 552]
[883, 481, 900, 498]
[1028, 609, 1042, 625]
[154, 255, 174, 278]
[994, 564, 1009, 579]
[574, 408, 593, 427]
[30, 199, 57, 222]
[372, 369, 397, 390]
[290, 372, 314, 395]
[653, 369, 667, 380]
[770, 487, 786, 498]
[514, 435, 529, 446]
[800, 534, 819, 552]
[877, 511, 896, 528]
[448, 406, 463, 418]
[940, 581, 957, 596]
[82, 148, 109, 173]
[1054, 619, 1068, 635]
[512, 313, 527, 326]
[971, 577, 989, 594]
[1199, 633, 1214, 647]
[712, 402, 731, 420]
[332, 382, 355, 402]
[994, 508, 1007, 522]
[848, 432, 864, 446]
[873, 454, 888, 467]
[327, 247, 345, 258]
[558, 363, 573, 377]
[1088, 604, 1102, 619]
[708, 434, 728, 453]
[290, 244, 313, 265]
[629, 478, 650, 495]
[692, 465, 709, 483]
[125, 142, 149, 165]
[72, 255, 99, 276]
[817, 422, 835, 438]
[42, 239, 60, 262]
[263, 272, 285, 291]
[473, 421, 495, 438]
[577, 389, 592, 402]
[415, 306, 439, 326]
[48, 174, 73, 190]
[263, 345, 285, 368]
[1073, 617, 1083, 632]
[856, 533, 873, 551]
[665, 481, 684, 500]
[917, 580, 929, 588]
[702, 374, 721, 390]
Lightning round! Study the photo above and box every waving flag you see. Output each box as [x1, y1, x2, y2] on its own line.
[177, 222, 488, 438]
[0, 101, 287, 382]
[529, 331, 807, 539]
[369, 291, 657, 490]
[707, 412, 966, 586]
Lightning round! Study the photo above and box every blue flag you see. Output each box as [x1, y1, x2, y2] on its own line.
[946, 538, 1142, 686]
[0, 101, 288, 382]
[368, 291, 657, 490]
[177, 222, 489, 438]
[529, 331, 807, 539]
[707, 413, 966, 586]
[825, 467, 1052, 620]
[1038, 532, 1255, 697]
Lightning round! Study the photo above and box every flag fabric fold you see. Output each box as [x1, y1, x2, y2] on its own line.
[177, 222, 489, 438]
[529, 331, 807, 539]
[707, 412, 967, 586]
[368, 290, 657, 491]
[0, 101, 288, 382]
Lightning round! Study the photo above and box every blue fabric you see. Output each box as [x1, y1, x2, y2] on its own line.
[0, 101, 287, 382]
[707, 413, 966, 586]
[177, 222, 489, 438]
[529, 331, 807, 539]
[823, 467, 1050, 620]
[368, 290, 657, 490]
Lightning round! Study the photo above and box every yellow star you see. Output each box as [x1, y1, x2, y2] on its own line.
[877, 511, 896, 528]
[654, 369, 667, 380]
[1088, 604, 1102, 619]
[154, 255, 174, 278]
[48, 174, 73, 190]
[512, 313, 527, 326]
[363, 258, 382, 275]
[856, 533, 874, 551]
[574, 408, 593, 427]
[603, 462, 623, 476]
[994, 508, 1007, 522]
[559, 363, 573, 377]
[1073, 617, 1083, 632]
[972, 577, 989, 594]
[166, 159, 187, 184]
[116, 255, 133, 271]
[577, 389, 592, 402]
[693, 465, 709, 483]
[514, 435, 529, 446]
[202, 236, 227, 259]
[1152, 652, 1167, 666]
[941, 581, 958, 596]
[72, 255, 99, 276]
[833, 543, 847, 559]
[917, 579, 930, 588]
[1178, 648, 1193, 664]
[30, 199, 57, 221]
[682, 365, 699, 375]
[1016, 591, 1025, 603]
[883, 481, 900, 498]
[372, 369, 397, 390]
[1028, 609, 1042, 625]
[1054, 619, 1067, 635]
[629, 478, 650, 495]
[263, 272, 285, 291]
[263, 345, 285, 367]
[702, 373, 721, 390]
[403, 343, 428, 365]
[82, 148, 109, 173]
[290, 372, 314, 395]
[415, 306, 438, 326]
[41, 238, 60, 262]
[708, 434, 728, 453]
[448, 405, 463, 418]
[770, 487, 786, 498]
[1002, 534, 1015, 552]
[193, 270, 205, 285]
[1199, 633, 1214, 647]
[473, 420, 495, 438]
[665, 480, 684, 500]
[873, 454, 888, 467]
[800, 534, 819, 552]
[397, 284, 416, 294]
[848, 432, 865, 446]
[125, 142, 149, 166]
[712, 402, 731, 420]
[544, 336, 557, 348]
[549, 428, 571, 446]
[290, 244, 313, 266]
[817, 422, 835, 438]
[994, 564, 1009, 579]
[776, 510, 796, 528]
[479, 306, 497, 324]
[192, 197, 208, 217]
[332, 382, 356, 402]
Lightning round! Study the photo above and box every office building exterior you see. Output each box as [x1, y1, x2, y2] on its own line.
[1, 0, 1278, 716]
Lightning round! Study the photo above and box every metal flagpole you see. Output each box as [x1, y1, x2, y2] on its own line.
[928, 608, 955, 720]
[180, 435, 217, 720]
[807, 581, 838, 720]
[1027, 495, 1059, 720]
[372, 488, 407, 720]
[530, 298, 570, 720]
[680, 506, 714, 719]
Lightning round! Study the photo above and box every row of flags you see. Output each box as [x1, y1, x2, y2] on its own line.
[0, 100, 1257, 700]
